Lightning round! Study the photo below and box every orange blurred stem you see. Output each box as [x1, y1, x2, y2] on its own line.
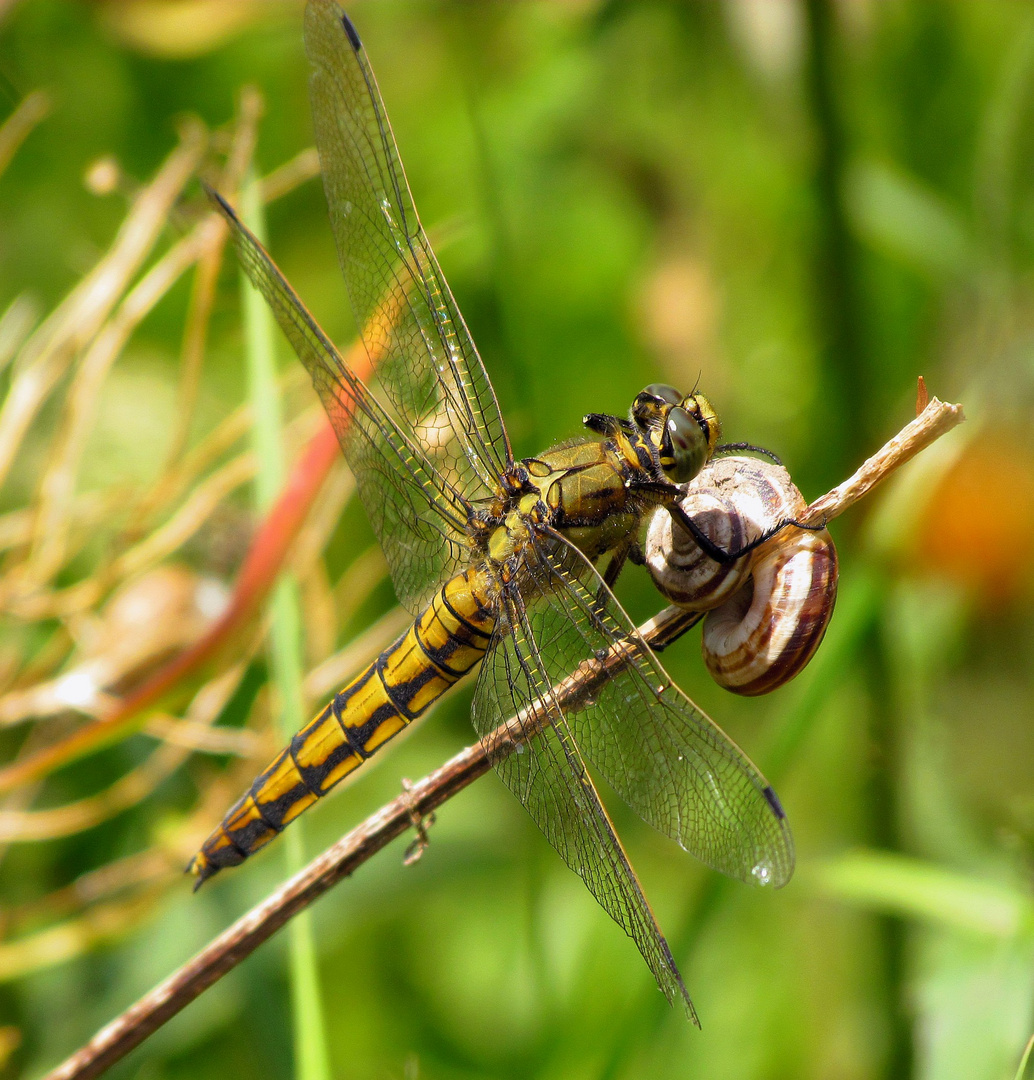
[916, 375, 929, 416]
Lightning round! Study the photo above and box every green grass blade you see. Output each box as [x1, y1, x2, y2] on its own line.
[812, 849, 1033, 938]
[240, 174, 332, 1080]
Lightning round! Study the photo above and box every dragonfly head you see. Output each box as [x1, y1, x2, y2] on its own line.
[632, 384, 721, 485]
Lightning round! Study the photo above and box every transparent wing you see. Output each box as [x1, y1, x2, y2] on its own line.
[304, 0, 512, 504]
[211, 192, 472, 612]
[521, 531, 795, 889]
[473, 587, 695, 1016]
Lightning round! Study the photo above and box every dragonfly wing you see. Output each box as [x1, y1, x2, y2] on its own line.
[521, 532, 795, 890]
[212, 195, 472, 612]
[472, 586, 695, 1016]
[305, 0, 512, 501]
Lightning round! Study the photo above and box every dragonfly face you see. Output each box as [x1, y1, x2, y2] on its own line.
[194, 0, 794, 1021]
[632, 385, 721, 484]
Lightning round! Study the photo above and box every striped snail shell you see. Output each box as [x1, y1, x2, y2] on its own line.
[644, 456, 838, 696]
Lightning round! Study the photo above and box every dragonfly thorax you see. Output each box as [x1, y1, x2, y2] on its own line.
[485, 508, 533, 565]
[471, 387, 721, 572]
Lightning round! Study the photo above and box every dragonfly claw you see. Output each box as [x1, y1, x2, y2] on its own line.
[400, 778, 436, 866]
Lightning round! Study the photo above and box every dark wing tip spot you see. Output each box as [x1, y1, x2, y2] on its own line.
[340, 10, 362, 51]
[762, 784, 786, 820]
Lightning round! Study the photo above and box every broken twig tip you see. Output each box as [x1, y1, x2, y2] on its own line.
[916, 375, 929, 416]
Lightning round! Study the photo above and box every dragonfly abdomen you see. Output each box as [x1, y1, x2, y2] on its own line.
[189, 568, 497, 887]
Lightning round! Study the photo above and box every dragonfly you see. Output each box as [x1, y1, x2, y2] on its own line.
[191, 0, 795, 1017]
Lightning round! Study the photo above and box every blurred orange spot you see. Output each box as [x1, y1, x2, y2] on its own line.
[917, 438, 1034, 606]
[641, 254, 719, 373]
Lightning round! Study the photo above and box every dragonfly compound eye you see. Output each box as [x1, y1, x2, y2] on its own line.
[660, 406, 709, 484]
[643, 383, 682, 404]
[632, 383, 682, 428]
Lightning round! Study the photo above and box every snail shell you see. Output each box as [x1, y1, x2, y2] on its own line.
[644, 456, 838, 696]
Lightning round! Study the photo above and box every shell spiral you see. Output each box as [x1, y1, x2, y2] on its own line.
[645, 456, 838, 696]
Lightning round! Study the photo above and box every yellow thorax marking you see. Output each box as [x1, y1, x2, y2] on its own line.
[613, 430, 642, 471]
[488, 507, 531, 564]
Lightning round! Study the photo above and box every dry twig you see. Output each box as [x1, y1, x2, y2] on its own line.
[40, 390, 965, 1080]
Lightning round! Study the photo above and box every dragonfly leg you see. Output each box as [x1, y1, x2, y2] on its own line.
[400, 778, 436, 866]
[669, 503, 828, 565]
[593, 539, 638, 617]
[601, 541, 630, 591]
[714, 441, 784, 466]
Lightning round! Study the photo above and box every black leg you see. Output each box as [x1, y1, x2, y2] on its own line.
[601, 542, 630, 592]
[714, 442, 784, 466]
[668, 504, 828, 564]
[591, 541, 631, 616]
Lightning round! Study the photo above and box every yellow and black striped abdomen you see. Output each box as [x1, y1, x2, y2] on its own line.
[190, 568, 496, 886]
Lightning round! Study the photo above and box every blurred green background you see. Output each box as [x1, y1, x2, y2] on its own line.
[1, 1, 1034, 1078]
